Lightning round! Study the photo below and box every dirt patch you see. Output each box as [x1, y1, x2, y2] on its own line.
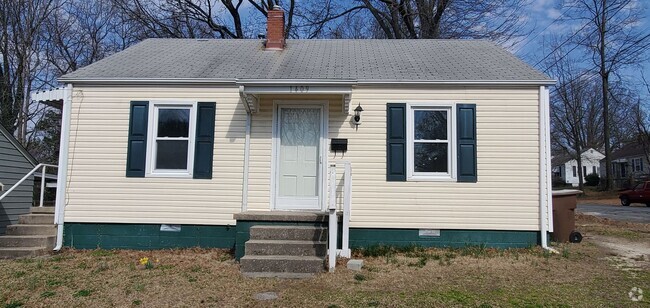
[591, 235, 650, 270]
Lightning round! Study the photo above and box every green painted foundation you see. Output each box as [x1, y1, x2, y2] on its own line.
[349, 229, 539, 249]
[63, 223, 539, 253]
[63, 223, 236, 250]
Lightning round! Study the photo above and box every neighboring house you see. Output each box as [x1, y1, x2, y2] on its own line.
[551, 148, 605, 187]
[49, 8, 555, 271]
[0, 124, 37, 234]
[604, 142, 650, 188]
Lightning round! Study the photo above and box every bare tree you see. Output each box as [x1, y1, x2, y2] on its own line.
[44, 0, 124, 77]
[628, 75, 650, 178]
[297, 0, 530, 44]
[0, 0, 57, 142]
[112, 0, 296, 39]
[547, 48, 602, 190]
[568, 0, 650, 190]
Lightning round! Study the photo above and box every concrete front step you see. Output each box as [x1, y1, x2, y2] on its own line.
[240, 255, 325, 274]
[0, 235, 55, 248]
[19, 214, 54, 225]
[0, 247, 49, 259]
[30, 207, 55, 214]
[250, 225, 327, 241]
[245, 240, 327, 257]
[242, 272, 318, 278]
[6, 224, 56, 236]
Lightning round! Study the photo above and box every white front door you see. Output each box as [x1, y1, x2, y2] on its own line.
[274, 105, 324, 210]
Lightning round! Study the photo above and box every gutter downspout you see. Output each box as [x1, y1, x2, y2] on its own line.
[539, 86, 557, 253]
[242, 112, 251, 212]
[54, 84, 72, 251]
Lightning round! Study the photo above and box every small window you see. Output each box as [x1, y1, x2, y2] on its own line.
[572, 166, 577, 177]
[632, 158, 644, 172]
[147, 103, 196, 177]
[583, 166, 587, 177]
[592, 166, 596, 174]
[407, 105, 454, 180]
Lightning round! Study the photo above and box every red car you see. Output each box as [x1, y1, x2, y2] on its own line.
[619, 181, 650, 206]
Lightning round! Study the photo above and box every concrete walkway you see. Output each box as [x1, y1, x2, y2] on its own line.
[577, 204, 650, 224]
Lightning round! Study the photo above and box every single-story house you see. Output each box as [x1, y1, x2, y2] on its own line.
[49, 7, 555, 273]
[604, 142, 650, 188]
[552, 148, 604, 186]
[0, 124, 37, 234]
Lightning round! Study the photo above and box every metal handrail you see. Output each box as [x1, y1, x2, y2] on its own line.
[327, 161, 352, 272]
[0, 163, 58, 207]
[328, 164, 337, 272]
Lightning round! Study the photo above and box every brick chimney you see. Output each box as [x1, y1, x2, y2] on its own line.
[265, 5, 285, 50]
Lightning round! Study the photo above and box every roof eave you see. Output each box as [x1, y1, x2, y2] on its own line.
[56, 77, 237, 85]
[0, 124, 38, 167]
[356, 79, 556, 86]
[58, 77, 556, 86]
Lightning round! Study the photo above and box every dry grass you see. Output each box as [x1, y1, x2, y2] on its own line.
[577, 213, 650, 241]
[577, 187, 621, 201]
[1, 220, 649, 307]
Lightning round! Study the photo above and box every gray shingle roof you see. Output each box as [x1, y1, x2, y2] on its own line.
[60, 39, 553, 83]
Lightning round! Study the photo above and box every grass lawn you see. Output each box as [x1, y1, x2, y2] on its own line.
[577, 186, 620, 200]
[1, 216, 649, 307]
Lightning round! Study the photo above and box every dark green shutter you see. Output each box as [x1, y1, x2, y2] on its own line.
[126, 101, 149, 177]
[457, 104, 477, 182]
[193, 102, 216, 179]
[387, 103, 406, 181]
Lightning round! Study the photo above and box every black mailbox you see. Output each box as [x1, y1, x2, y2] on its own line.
[331, 138, 348, 152]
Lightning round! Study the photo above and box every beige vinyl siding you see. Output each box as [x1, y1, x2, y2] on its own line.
[247, 87, 541, 231]
[66, 84, 541, 231]
[64, 86, 246, 225]
[347, 86, 540, 231]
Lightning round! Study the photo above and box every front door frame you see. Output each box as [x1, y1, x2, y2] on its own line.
[271, 100, 329, 211]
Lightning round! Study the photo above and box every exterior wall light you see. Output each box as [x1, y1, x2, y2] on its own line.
[352, 103, 363, 127]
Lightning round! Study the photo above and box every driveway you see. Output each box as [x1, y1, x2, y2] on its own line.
[577, 204, 650, 223]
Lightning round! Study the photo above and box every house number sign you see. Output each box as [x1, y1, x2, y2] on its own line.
[289, 85, 310, 93]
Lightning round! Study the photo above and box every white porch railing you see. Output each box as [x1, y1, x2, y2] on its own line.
[0, 164, 57, 208]
[327, 161, 352, 272]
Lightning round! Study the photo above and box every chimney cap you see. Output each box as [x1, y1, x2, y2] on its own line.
[272, 4, 282, 10]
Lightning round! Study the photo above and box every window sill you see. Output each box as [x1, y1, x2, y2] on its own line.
[407, 176, 456, 182]
[145, 173, 193, 179]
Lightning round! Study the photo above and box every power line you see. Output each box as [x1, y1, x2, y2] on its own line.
[541, 32, 595, 74]
[533, 21, 590, 68]
[535, 2, 629, 70]
[514, 9, 566, 54]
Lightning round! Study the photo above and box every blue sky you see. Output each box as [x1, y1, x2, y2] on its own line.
[515, 0, 650, 100]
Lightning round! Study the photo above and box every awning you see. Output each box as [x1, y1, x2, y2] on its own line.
[31, 87, 65, 109]
[238, 84, 352, 114]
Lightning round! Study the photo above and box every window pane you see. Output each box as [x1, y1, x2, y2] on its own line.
[414, 143, 448, 173]
[156, 140, 188, 170]
[158, 108, 190, 137]
[414, 110, 447, 140]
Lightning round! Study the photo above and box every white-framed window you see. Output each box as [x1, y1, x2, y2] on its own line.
[406, 103, 456, 181]
[632, 158, 643, 172]
[146, 101, 197, 177]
